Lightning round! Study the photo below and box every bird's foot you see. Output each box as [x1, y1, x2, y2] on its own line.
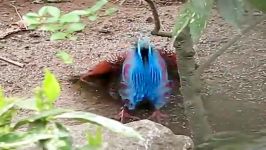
[117, 108, 140, 123]
[148, 110, 168, 123]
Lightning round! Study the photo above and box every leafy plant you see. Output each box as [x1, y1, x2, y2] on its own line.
[172, 0, 214, 43]
[56, 51, 73, 64]
[22, 0, 118, 40]
[172, 0, 266, 43]
[0, 69, 142, 150]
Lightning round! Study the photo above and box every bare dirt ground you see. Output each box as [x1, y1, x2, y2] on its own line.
[198, 13, 266, 133]
[0, 0, 265, 139]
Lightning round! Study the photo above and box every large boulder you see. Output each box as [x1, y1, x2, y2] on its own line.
[70, 119, 194, 150]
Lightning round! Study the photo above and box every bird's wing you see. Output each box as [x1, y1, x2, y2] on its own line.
[81, 51, 128, 78]
[158, 49, 178, 69]
[157, 49, 180, 82]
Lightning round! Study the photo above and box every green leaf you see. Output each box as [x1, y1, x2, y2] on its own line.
[89, 0, 108, 13]
[34, 86, 49, 111]
[42, 122, 72, 150]
[88, 15, 97, 21]
[172, 0, 214, 42]
[60, 13, 80, 23]
[22, 12, 40, 26]
[83, 8, 95, 16]
[191, 0, 213, 15]
[246, 0, 266, 12]
[40, 24, 62, 32]
[50, 32, 68, 41]
[27, 24, 39, 30]
[22, 15, 41, 25]
[0, 101, 16, 129]
[189, 14, 207, 42]
[172, 3, 192, 38]
[0, 87, 4, 108]
[104, 7, 118, 16]
[67, 22, 85, 32]
[45, 17, 60, 23]
[0, 123, 70, 149]
[189, 0, 214, 42]
[56, 111, 143, 140]
[56, 51, 73, 64]
[217, 0, 248, 29]
[69, 36, 78, 41]
[13, 108, 67, 129]
[38, 6, 61, 18]
[0, 132, 53, 148]
[24, 12, 39, 17]
[70, 10, 88, 16]
[42, 69, 61, 102]
[0, 102, 15, 117]
[38, 6, 49, 16]
[86, 126, 103, 148]
[15, 98, 37, 111]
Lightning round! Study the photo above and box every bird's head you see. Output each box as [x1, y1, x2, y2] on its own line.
[135, 37, 154, 63]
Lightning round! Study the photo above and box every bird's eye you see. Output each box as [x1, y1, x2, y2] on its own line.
[128, 103, 135, 109]
[124, 99, 130, 104]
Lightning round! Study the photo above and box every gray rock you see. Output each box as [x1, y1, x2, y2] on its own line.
[70, 119, 194, 150]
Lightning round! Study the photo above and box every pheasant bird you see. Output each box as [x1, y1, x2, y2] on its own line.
[80, 38, 179, 123]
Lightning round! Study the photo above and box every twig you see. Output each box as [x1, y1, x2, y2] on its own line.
[115, 0, 144, 6]
[0, 56, 25, 68]
[153, 31, 172, 37]
[144, 0, 160, 32]
[0, 27, 25, 39]
[196, 15, 266, 75]
[144, 0, 172, 38]
[10, 4, 22, 21]
[32, 0, 70, 4]
[10, 3, 28, 30]
[173, 27, 212, 144]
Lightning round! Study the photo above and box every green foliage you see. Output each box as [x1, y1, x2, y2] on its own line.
[80, 127, 103, 150]
[173, 0, 214, 43]
[43, 69, 61, 103]
[86, 127, 103, 147]
[173, 0, 266, 43]
[56, 51, 73, 64]
[39, 6, 61, 18]
[0, 69, 142, 149]
[22, 0, 118, 41]
[56, 111, 143, 139]
[216, 0, 249, 29]
[246, 0, 266, 12]
[0, 88, 16, 136]
[105, 7, 119, 16]
[33, 69, 61, 111]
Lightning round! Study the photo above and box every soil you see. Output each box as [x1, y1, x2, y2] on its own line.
[0, 0, 265, 141]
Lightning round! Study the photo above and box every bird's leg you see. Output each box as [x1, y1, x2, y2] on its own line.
[108, 84, 120, 100]
[148, 109, 168, 123]
[117, 106, 140, 123]
[107, 71, 122, 100]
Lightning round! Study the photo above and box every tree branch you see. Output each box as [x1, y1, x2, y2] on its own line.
[173, 27, 212, 144]
[0, 56, 25, 68]
[144, 0, 172, 38]
[196, 15, 266, 75]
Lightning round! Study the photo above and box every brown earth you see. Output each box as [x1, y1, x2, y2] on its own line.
[0, 0, 265, 140]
